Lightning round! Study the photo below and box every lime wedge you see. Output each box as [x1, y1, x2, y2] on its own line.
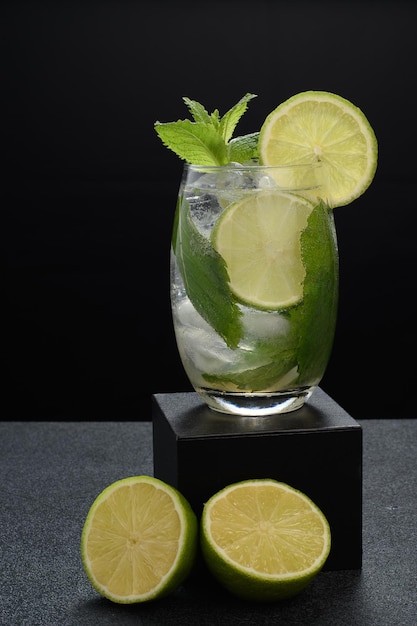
[212, 190, 314, 309]
[259, 91, 378, 207]
[201, 479, 331, 602]
[80, 476, 198, 603]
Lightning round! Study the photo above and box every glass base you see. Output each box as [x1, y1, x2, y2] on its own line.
[196, 386, 315, 417]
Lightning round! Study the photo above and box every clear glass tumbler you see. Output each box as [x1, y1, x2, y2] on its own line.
[170, 162, 338, 416]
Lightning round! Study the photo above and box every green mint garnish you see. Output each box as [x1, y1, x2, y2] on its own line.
[155, 93, 259, 165]
[174, 197, 243, 349]
[292, 200, 339, 384]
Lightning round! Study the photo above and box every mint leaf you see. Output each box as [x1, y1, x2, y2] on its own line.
[293, 200, 339, 383]
[155, 93, 258, 165]
[219, 93, 257, 143]
[154, 119, 227, 165]
[175, 198, 243, 349]
[182, 97, 212, 125]
[227, 132, 259, 163]
[210, 109, 221, 130]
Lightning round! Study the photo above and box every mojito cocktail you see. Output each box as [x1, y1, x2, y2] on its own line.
[156, 91, 377, 415]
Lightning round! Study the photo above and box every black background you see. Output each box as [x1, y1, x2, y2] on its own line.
[2, 0, 416, 419]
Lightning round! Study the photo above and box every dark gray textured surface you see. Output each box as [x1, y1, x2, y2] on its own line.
[1, 418, 416, 625]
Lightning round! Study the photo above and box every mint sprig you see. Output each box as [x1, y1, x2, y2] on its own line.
[155, 93, 259, 165]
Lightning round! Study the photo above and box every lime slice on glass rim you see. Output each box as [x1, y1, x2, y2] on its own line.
[80, 476, 198, 604]
[212, 189, 314, 310]
[201, 479, 331, 602]
[258, 90, 378, 207]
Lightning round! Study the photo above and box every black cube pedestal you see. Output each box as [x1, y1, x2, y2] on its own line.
[152, 387, 362, 570]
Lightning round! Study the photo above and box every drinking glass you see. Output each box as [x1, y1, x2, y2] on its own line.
[170, 162, 338, 416]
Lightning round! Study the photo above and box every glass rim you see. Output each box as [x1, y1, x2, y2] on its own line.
[184, 161, 322, 172]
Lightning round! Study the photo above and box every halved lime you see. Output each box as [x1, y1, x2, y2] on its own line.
[201, 479, 331, 602]
[212, 190, 314, 309]
[80, 476, 198, 603]
[259, 90, 378, 207]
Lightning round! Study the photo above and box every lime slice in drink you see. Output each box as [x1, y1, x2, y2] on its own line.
[212, 190, 314, 310]
[259, 90, 378, 207]
[81, 476, 198, 603]
[201, 479, 331, 602]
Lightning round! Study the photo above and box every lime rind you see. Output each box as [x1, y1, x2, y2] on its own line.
[259, 90, 378, 207]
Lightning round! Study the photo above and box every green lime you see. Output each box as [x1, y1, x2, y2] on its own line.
[212, 190, 314, 309]
[259, 90, 378, 207]
[81, 476, 198, 603]
[201, 479, 331, 602]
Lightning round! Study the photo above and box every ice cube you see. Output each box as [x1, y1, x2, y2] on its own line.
[242, 308, 290, 339]
[175, 301, 239, 373]
[258, 174, 278, 189]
